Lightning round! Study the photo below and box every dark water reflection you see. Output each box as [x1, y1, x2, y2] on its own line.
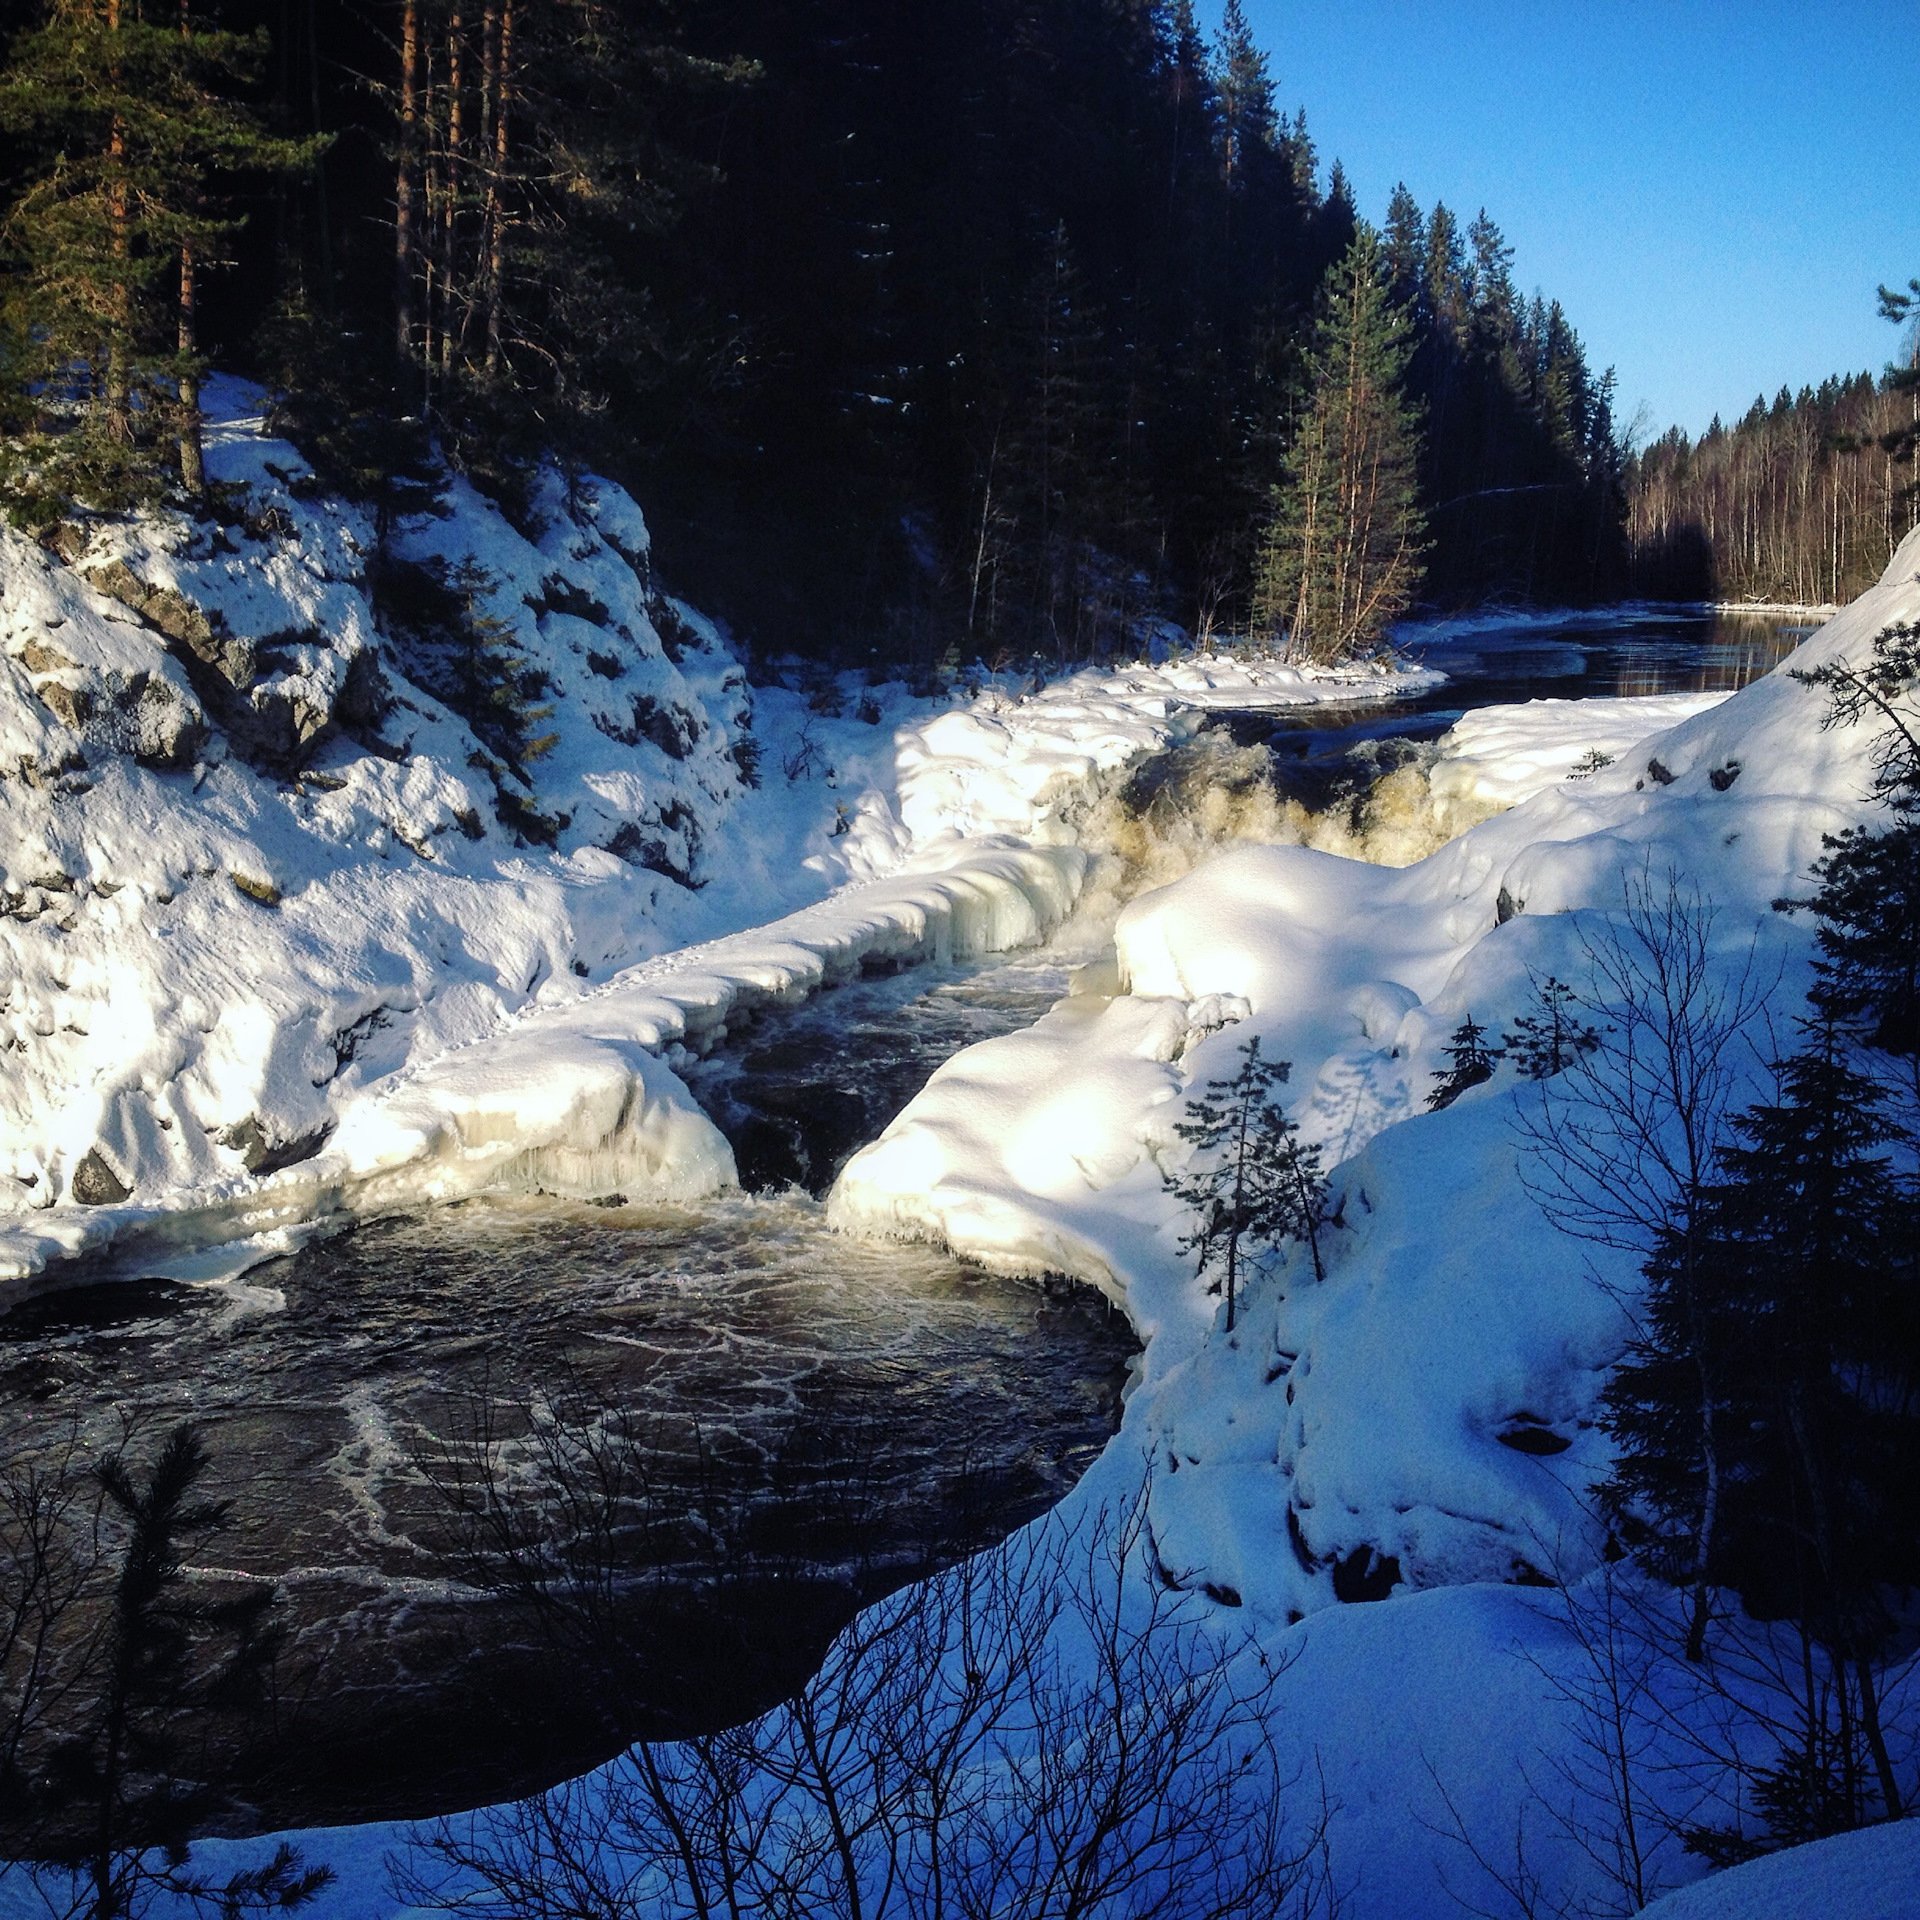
[1, 1190, 1132, 1828]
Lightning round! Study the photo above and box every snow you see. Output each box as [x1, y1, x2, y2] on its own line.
[8, 371, 1913, 1917]
[1637, 1819, 1920, 1920]
[0, 388, 1433, 1292]
[837, 520, 1920, 1619]
[1428, 686, 1731, 817]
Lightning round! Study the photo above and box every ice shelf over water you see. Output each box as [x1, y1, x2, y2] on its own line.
[0, 388, 1441, 1288]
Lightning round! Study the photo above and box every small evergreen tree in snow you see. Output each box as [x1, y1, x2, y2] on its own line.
[1167, 1035, 1328, 1333]
[1249, 225, 1428, 663]
[1426, 1014, 1500, 1110]
[1503, 976, 1600, 1079]
[449, 558, 558, 776]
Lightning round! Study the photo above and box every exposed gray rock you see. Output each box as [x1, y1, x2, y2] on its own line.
[70, 1147, 130, 1205]
[35, 681, 91, 729]
[84, 560, 256, 688]
[218, 1115, 332, 1175]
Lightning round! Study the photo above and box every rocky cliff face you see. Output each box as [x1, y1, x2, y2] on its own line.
[0, 380, 757, 1214]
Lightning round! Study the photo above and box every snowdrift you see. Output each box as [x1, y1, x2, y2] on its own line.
[835, 521, 1920, 1616]
[0, 390, 1433, 1291]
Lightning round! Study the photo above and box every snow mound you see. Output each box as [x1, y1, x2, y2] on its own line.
[835, 521, 1920, 1616]
[1637, 1820, 1920, 1920]
[1429, 686, 1731, 818]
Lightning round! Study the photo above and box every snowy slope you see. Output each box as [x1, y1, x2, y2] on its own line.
[1637, 1819, 1920, 1920]
[835, 521, 1920, 1615]
[0, 385, 772, 1231]
[0, 390, 1437, 1292]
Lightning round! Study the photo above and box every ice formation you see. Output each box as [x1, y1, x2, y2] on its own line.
[0, 388, 1434, 1290]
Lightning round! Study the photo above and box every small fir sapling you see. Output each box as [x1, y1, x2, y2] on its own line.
[1504, 976, 1601, 1079]
[1427, 1014, 1501, 1110]
[1166, 1035, 1329, 1333]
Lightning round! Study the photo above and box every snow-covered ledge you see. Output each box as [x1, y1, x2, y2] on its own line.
[832, 522, 1920, 1618]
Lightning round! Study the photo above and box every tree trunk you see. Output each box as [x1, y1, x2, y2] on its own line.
[395, 0, 420, 372]
[177, 243, 203, 494]
[483, 0, 514, 378]
[441, 9, 464, 377]
[105, 0, 132, 446]
[176, 1, 205, 495]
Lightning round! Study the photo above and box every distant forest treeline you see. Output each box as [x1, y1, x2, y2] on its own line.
[0, 0, 1911, 661]
[1627, 356, 1920, 606]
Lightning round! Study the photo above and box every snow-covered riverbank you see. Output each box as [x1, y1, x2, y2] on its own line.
[0, 388, 1440, 1293]
[835, 533, 1919, 1606]
[7, 412, 1912, 1912]
[816, 522, 1920, 1912]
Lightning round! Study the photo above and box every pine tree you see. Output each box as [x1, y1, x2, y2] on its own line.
[1249, 225, 1427, 662]
[0, 1, 318, 511]
[1212, 0, 1275, 195]
[1166, 1035, 1328, 1332]
[1426, 1013, 1500, 1110]
[1503, 976, 1600, 1079]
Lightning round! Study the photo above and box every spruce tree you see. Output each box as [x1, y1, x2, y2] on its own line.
[1709, 1014, 1911, 1827]
[1787, 622, 1920, 1076]
[1167, 1035, 1328, 1332]
[1426, 1012, 1500, 1110]
[1876, 276, 1918, 508]
[1249, 224, 1427, 662]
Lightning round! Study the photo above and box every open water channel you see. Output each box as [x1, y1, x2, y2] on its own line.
[0, 608, 1806, 1833]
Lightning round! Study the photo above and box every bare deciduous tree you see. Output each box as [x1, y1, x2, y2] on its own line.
[401, 1477, 1337, 1920]
[1515, 868, 1776, 1660]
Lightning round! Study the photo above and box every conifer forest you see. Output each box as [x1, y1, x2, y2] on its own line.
[2, 6, 1920, 1918]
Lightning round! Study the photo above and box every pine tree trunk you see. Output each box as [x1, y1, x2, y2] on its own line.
[307, 0, 335, 304]
[178, 243, 203, 494]
[483, 0, 514, 378]
[441, 9, 464, 378]
[105, 0, 132, 447]
[176, 2, 205, 496]
[395, 0, 420, 372]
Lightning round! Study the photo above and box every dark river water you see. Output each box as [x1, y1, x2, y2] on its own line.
[1221, 606, 1806, 806]
[0, 607, 1809, 1835]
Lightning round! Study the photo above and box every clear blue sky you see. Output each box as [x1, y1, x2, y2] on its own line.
[1210, 1, 1920, 442]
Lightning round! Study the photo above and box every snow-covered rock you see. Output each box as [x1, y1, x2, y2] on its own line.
[1427, 685, 1731, 823]
[0, 384, 1439, 1292]
[834, 519, 1920, 1616]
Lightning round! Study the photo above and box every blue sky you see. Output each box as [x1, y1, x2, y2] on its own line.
[1211, 2, 1920, 442]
